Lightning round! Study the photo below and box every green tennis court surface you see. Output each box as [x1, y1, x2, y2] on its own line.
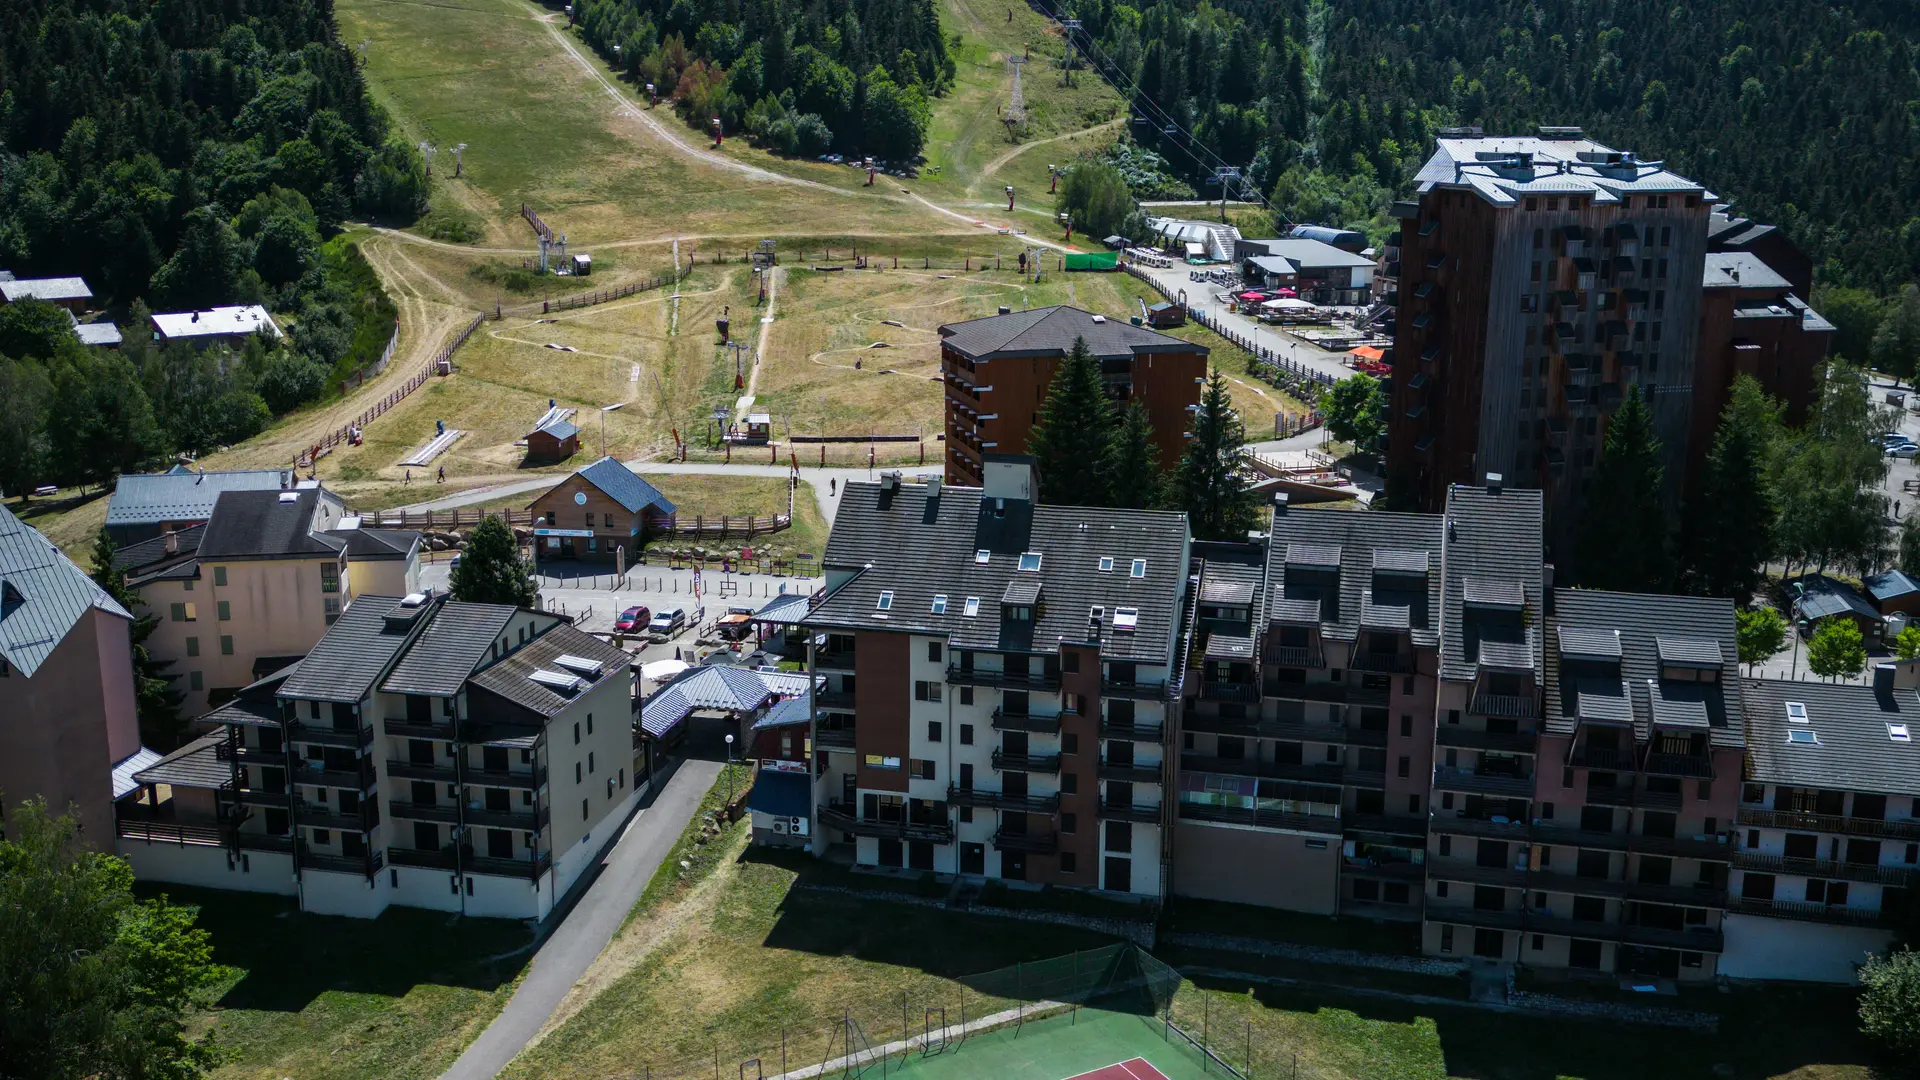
[873, 1008, 1218, 1080]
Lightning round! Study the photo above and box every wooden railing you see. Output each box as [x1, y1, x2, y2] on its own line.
[295, 313, 486, 468]
[521, 202, 553, 242]
[368, 507, 538, 531]
[502, 262, 693, 318]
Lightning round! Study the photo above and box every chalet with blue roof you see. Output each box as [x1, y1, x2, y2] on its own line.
[527, 456, 677, 564]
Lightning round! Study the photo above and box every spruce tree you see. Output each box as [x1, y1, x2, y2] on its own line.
[1103, 400, 1163, 510]
[1575, 385, 1671, 592]
[1175, 371, 1259, 541]
[88, 529, 186, 748]
[1027, 337, 1116, 506]
[450, 517, 538, 607]
[1683, 376, 1781, 603]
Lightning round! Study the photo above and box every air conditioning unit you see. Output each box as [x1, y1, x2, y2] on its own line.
[772, 819, 789, 835]
[790, 816, 810, 837]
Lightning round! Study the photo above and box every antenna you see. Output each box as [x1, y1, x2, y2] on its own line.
[418, 141, 436, 177]
[452, 143, 468, 178]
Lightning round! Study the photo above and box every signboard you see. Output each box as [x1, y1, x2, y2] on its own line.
[533, 527, 594, 538]
[761, 759, 809, 775]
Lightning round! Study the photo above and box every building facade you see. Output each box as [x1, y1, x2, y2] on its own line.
[114, 593, 642, 920]
[528, 456, 677, 565]
[940, 307, 1207, 489]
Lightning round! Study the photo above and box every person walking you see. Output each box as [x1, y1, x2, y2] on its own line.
[830, 477, 837, 495]
[437, 465, 446, 484]
[404, 469, 411, 486]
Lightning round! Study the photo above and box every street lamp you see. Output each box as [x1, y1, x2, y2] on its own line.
[724, 733, 736, 805]
[599, 401, 626, 459]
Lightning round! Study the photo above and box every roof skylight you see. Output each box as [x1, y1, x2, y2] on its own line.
[876, 591, 893, 611]
[963, 597, 980, 618]
[1786, 729, 1819, 745]
[932, 594, 948, 614]
[975, 550, 991, 564]
[1130, 558, 1147, 578]
[1785, 702, 1808, 724]
[1891, 723, 1912, 743]
[1098, 556, 1115, 573]
[1114, 606, 1139, 631]
[1018, 552, 1043, 572]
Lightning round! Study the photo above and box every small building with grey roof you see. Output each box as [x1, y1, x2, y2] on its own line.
[106, 466, 294, 545]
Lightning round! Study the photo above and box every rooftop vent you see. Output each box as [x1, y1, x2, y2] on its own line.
[1113, 607, 1139, 631]
[554, 654, 604, 678]
[530, 669, 583, 695]
[926, 476, 942, 500]
[1889, 723, 1912, 743]
[400, 592, 429, 608]
[1785, 701, 1808, 724]
[1091, 314, 1107, 324]
[880, 472, 901, 492]
[1485, 472, 1503, 495]
[278, 491, 300, 503]
[998, 305, 1012, 315]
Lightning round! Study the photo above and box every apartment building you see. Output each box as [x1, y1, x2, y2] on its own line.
[116, 484, 418, 715]
[940, 307, 1207, 489]
[114, 592, 640, 919]
[105, 466, 291, 545]
[1724, 674, 1918, 982]
[0, 503, 147, 841]
[1174, 504, 1443, 919]
[800, 457, 1189, 896]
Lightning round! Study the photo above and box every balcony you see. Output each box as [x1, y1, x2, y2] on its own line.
[815, 727, 857, 750]
[1349, 651, 1413, 674]
[388, 800, 461, 825]
[463, 848, 554, 881]
[232, 829, 296, 853]
[1641, 752, 1714, 779]
[467, 765, 547, 791]
[815, 648, 856, 671]
[1620, 923, 1724, 954]
[1631, 832, 1733, 861]
[293, 759, 375, 792]
[1732, 852, 1920, 888]
[232, 785, 292, 809]
[1178, 800, 1338, 835]
[1344, 813, 1429, 838]
[1185, 712, 1348, 744]
[1432, 766, 1532, 799]
[817, 804, 954, 844]
[1729, 896, 1902, 928]
[1424, 905, 1530, 935]
[949, 664, 1060, 692]
[1430, 814, 1537, 844]
[1265, 645, 1325, 669]
[386, 759, 459, 783]
[1530, 821, 1633, 853]
[991, 829, 1058, 855]
[1342, 726, 1391, 748]
[1199, 680, 1261, 704]
[1586, 785, 1637, 808]
[294, 800, 377, 834]
[288, 719, 375, 750]
[947, 785, 1060, 814]
[1183, 753, 1343, 786]
[1567, 746, 1636, 771]
[387, 845, 459, 871]
[385, 718, 456, 741]
[992, 749, 1062, 774]
[1341, 858, 1426, 881]
[1736, 808, 1920, 842]
[1103, 676, 1172, 701]
[297, 842, 383, 879]
[1437, 727, 1539, 755]
[990, 707, 1062, 735]
[1638, 787, 1683, 811]
[816, 690, 854, 710]
[1098, 759, 1163, 785]
[215, 743, 285, 766]
[1100, 798, 1164, 825]
[1263, 679, 1388, 707]
[1427, 861, 1531, 890]
[1470, 693, 1539, 719]
[1345, 765, 1387, 789]
[1100, 715, 1165, 742]
[465, 804, 548, 831]
[115, 814, 227, 847]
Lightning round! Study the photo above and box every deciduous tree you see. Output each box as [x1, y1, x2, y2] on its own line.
[1873, 285, 1920, 387]
[1055, 162, 1138, 240]
[1318, 373, 1386, 450]
[450, 517, 537, 608]
[1859, 948, 1920, 1057]
[1807, 618, 1867, 682]
[1735, 607, 1787, 674]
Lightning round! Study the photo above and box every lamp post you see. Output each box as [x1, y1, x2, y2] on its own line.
[724, 733, 736, 805]
[599, 401, 626, 459]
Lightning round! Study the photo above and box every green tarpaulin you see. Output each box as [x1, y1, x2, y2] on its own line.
[1063, 251, 1120, 271]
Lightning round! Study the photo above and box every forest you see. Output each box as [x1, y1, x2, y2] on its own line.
[0, 0, 423, 490]
[570, 0, 952, 162]
[1062, 0, 1920, 296]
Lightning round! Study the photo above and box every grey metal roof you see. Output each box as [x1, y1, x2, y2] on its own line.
[939, 306, 1201, 362]
[752, 693, 813, 730]
[535, 419, 580, 440]
[113, 524, 205, 574]
[1440, 486, 1544, 681]
[1240, 239, 1374, 271]
[568, 457, 677, 515]
[131, 733, 229, 790]
[1703, 252, 1790, 291]
[640, 666, 812, 737]
[1414, 135, 1709, 209]
[381, 602, 522, 697]
[468, 622, 630, 719]
[1204, 633, 1256, 661]
[802, 480, 1189, 665]
[1001, 578, 1042, 605]
[0, 276, 91, 302]
[106, 468, 288, 528]
[752, 591, 812, 626]
[277, 595, 421, 703]
[112, 745, 165, 798]
[197, 489, 344, 560]
[1791, 575, 1879, 623]
[0, 503, 131, 677]
[1265, 509, 1443, 647]
[1655, 636, 1723, 669]
[1558, 626, 1623, 659]
[1546, 589, 1744, 748]
[328, 527, 420, 561]
[1742, 678, 1920, 798]
[1864, 570, 1920, 603]
[75, 321, 122, 347]
[1575, 682, 1634, 724]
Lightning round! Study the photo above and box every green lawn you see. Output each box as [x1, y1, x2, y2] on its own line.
[143, 886, 533, 1080]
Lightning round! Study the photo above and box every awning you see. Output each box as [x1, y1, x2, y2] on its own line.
[1351, 346, 1386, 362]
[112, 746, 166, 799]
[747, 768, 812, 818]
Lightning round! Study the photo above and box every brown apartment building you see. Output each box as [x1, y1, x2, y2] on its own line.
[528, 456, 677, 566]
[940, 306, 1208, 488]
[1385, 129, 1833, 554]
[799, 456, 1190, 897]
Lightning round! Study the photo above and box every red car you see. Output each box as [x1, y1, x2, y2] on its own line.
[615, 605, 651, 632]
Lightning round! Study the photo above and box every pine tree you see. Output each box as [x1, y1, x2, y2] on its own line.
[450, 517, 538, 607]
[1683, 376, 1781, 603]
[1027, 337, 1116, 506]
[1575, 385, 1671, 592]
[1872, 285, 1920, 386]
[1103, 400, 1163, 510]
[88, 529, 187, 749]
[1175, 371, 1259, 541]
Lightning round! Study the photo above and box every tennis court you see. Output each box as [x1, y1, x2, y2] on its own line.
[871, 1007, 1219, 1080]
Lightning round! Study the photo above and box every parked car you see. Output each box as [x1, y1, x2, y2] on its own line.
[648, 607, 687, 634]
[615, 605, 651, 632]
[1880, 432, 1909, 446]
[1888, 441, 1920, 459]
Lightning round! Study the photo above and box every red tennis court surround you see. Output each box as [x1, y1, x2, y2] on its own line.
[1063, 1058, 1171, 1080]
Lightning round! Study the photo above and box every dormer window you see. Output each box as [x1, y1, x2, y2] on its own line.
[1130, 559, 1147, 578]
[1018, 552, 1043, 572]
[1006, 605, 1032, 622]
[876, 591, 893, 611]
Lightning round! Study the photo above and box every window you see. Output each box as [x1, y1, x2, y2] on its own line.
[876, 591, 893, 611]
[1439, 835, 1452, 856]
[1098, 556, 1115, 573]
[324, 597, 341, 625]
[1061, 852, 1077, 873]
[604, 513, 614, 527]
[1787, 729, 1819, 745]
[1062, 732, 1079, 755]
[588, 713, 594, 734]
[1440, 925, 1454, 953]
[1063, 651, 1080, 673]
[1409, 794, 1421, 814]
[932, 594, 948, 614]
[574, 722, 581, 745]
[927, 721, 943, 742]
[975, 550, 990, 564]
[182, 578, 192, 591]
[1532, 227, 1543, 246]
[189, 671, 203, 690]
[1062, 812, 1077, 833]
[1129, 559, 1147, 578]
[959, 724, 974, 745]
[217, 600, 231, 621]
[1062, 773, 1078, 794]
[1398, 756, 1411, 778]
[313, 829, 331, 846]
[320, 563, 339, 594]
[913, 759, 936, 780]
[576, 762, 583, 783]
[1063, 692, 1082, 713]
[1113, 607, 1139, 631]
[963, 597, 980, 617]
[583, 798, 590, 822]
[213, 566, 227, 586]
[185, 636, 199, 657]
[1400, 715, 1413, 737]
[588, 752, 595, 774]
[220, 635, 234, 656]
[959, 687, 973, 705]
[913, 680, 942, 702]
[927, 641, 942, 662]
[1017, 552, 1042, 572]
[864, 754, 902, 769]
[170, 603, 186, 622]
[959, 806, 973, 823]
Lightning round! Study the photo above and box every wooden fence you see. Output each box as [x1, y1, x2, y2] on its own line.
[521, 202, 553, 242]
[499, 261, 694, 318]
[657, 482, 794, 541]
[295, 312, 486, 469]
[369, 507, 537, 531]
[368, 484, 793, 542]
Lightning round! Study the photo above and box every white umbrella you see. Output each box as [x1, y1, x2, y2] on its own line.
[640, 659, 690, 681]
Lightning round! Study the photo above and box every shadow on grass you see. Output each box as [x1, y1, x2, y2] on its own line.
[137, 883, 534, 1013]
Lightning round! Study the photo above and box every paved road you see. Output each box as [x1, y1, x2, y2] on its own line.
[439, 756, 726, 1080]
[395, 461, 940, 524]
[1131, 263, 1360, 382]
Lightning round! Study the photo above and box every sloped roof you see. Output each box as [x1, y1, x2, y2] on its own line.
[1545, 589, 1744, 748]
[1744, 678, 1920, 798]
[534, 418, 580, 440]
[198, 489, 343, 560]
[0, 276, 91, 303]
[752, 693, 813, 730]
[0, 502, 131, 677]
[1702, 252, 1790, 291]
[130, 734, 225, 791]
[641, 666, 811, 737]
[327, 527, 420, 561]
[150, 305, 281, 341]
[106, 468, 288, 529]
[1439, 486, 1544, 681]
[112, 745, 166, 798]
[1243, 239, 1374, 272]
[1863, 569, 1920, 602]
[381, 601, 522, 697]
[939, 305, 1201, 361]
[558, 457, 677, 515]
[276, 595, 418, 703]
[75, 322, 123, 346]
[1264, 507, 1442, 648]
[752, 591, 812, 626]
[466, 622, 629, 719]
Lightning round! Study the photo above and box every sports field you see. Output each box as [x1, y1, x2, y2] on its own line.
[877, 1008, 1213, 1080]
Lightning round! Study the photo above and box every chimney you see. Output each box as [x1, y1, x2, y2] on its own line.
[164, 531, 178, 556]
[998, 305, 1012, 315]
[880, 471, 901, 493]
[1731, 267, 1740, 283]
[1486, 472, 1504, 495]
[925, 475, 942, 500]
[1874, 662, 1896, 695]
[1272, 492, 1289, 516]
